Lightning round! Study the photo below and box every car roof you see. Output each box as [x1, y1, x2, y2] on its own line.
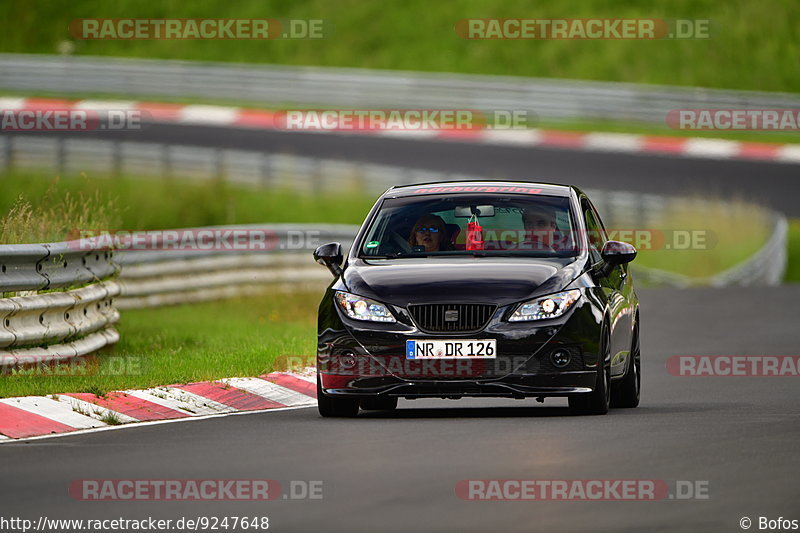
[385, 180, 574, 198]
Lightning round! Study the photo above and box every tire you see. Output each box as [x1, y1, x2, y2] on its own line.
[611, 320, 640, 408]
[569, 327, 610, 415]
[360, 396, 398, 411]
[317, 375, 359, 418]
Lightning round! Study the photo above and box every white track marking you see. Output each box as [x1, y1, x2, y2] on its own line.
[377, 129, 439, 139]
[222, 377, 315, 407]
[683, 138, 740, 158]
[179, 105, 240, 125]
[777, 144, 800, 163]
[0, 405, 312, 444]
[123, 387, 233, 416]
[163, 387, 237, 413]
[55, 395, 138, 424]
[584, 132, 643, 152]
[480, 129, 543, 145]
[0, 396, 106, 429]
[0, 372, 319, 442]
[0, 97, 27, 110]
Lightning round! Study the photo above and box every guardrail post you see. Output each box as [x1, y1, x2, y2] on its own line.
[162, 144, 171, 178]
[1, 135, 11, 173]
[311, 158, 321, 196]
[214, 147, 224, 181]
[56, 136, 65, 176]
[260, 153, 272, 188]
[111, 140, 121, 178]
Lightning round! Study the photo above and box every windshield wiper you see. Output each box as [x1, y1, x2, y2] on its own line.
[363, 253, 429, 259]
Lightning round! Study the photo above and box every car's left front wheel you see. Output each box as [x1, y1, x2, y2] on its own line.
[611, 320, 640, 408]
[569, 326, 610, 415]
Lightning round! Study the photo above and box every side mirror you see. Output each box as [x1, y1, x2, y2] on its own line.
[601, 240, 637, 265]
[313, 242, 343, 277]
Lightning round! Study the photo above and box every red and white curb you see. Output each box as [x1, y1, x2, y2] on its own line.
[2, 97, 800, 164]
[0, 370, 317, 442]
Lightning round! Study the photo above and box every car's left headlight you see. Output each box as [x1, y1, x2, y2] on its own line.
[508, 289, 581, 321]
[335, 291, 396, 323]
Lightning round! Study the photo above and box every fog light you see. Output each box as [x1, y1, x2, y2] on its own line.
[551, 349, 571, 368]
[340, 351, 357, 369]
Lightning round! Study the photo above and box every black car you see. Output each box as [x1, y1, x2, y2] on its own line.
[313, 181, 640, 416]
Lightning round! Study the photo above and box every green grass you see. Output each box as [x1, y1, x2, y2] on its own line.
[0, 171, 377, 242]
[632, 197, 772, 278]
[0, 0, 798, 92]
[785, 219, 800, 282]
[0, 289, 320, 398]
[0, 181, 119, 244]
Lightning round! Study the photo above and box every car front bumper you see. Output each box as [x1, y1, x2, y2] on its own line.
[319, 371, 597, 399]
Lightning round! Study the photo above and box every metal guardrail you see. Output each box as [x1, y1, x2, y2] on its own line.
[709, 215, 787, 287]
[114, 225, 357, 309]
[1, 54, 799, 124]
[628, 212, 788, 288]
[0, 239, 116, 292]
[0, 281, 119, 365]
[0, 238, 120, 365]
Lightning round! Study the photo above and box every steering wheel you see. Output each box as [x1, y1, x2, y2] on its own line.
[389, 231, 413, 254]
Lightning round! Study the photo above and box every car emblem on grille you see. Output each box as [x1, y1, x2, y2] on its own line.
[444, 309, 459, 322]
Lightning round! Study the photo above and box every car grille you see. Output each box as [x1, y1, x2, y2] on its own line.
[408, 303, 496, 332]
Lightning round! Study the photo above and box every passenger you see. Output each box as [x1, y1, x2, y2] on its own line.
[408, 214, 453, 252]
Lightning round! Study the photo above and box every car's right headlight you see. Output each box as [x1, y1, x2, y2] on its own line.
[335, 291, 396, 323]
[508, 289, 581, 321]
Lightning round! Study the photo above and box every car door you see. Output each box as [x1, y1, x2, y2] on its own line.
[581, 197, 634, 378]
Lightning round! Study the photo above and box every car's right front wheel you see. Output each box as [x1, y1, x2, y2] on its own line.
[317, 375, 359, 417]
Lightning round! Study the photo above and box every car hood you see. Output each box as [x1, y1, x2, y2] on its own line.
[341, 256, 586, 306]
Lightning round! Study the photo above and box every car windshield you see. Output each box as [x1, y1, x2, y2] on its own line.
[359, 193, 578, 258]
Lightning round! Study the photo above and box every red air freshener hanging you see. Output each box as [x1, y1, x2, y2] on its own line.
[466, 215, 484, 251]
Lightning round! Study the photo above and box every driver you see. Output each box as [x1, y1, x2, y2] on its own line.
[408, 214, 453, 252]
[521, 206, 558, 250]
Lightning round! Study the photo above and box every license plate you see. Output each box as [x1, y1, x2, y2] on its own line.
[406, 339, 496, 359]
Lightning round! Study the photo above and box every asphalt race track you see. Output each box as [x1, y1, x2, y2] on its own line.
[41, 123, 800, 215]
[2, 127, 799, 532]
[3, 287, 799, 532]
